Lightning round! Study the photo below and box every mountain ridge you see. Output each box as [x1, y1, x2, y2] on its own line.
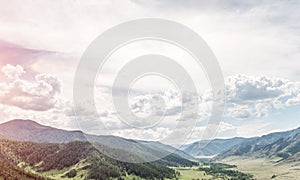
[215, 126, 300, 162]
[181, 126, 300, 159]
[2, 119, 299, 163]
[0, 119, 195, 162]
[0, 136, 182, 179]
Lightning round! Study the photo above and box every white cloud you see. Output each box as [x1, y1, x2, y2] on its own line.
[2, 70, 300, 140]
[130, 95, 153, 117]
[162, 121, 238, 144]
[254, 102, 272, 118]
[0, 64, 62, 111]
[227, 104, 252, 119]
[1, 64, 25, 79]
[286, 94, 300, 106]
[112, 127, 172, 141]
[225, 74, 300, 119]
[95, 74, 300, 123]
[226, 74, 285, 102]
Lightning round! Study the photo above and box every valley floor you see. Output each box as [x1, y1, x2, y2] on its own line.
[221, 156, 300, 180]
[175, 167, 213, 180]
[174, 163, 254, 180]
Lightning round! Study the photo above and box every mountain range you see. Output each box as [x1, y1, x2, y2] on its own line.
[180, 137, 252, 157]
[1, 119, 300, 179]
[1, 119, 300, 162]
[180, 127, 300, 161]
[0, 136, 182, 179]
[215, 127, 300, 162]
[0, 119, 198, 179]
[0, 119, 194, 162]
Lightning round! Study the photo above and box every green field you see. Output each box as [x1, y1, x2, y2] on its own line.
[174, 163, 254, 180]
[176, 167, 213, 180]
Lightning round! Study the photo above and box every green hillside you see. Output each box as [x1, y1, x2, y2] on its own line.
[0, 160, 48, 180]
[0, 119, 195, 163]
[0, 137, 195, 179]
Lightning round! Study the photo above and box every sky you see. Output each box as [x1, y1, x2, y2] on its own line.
[0, 0, 300, 144]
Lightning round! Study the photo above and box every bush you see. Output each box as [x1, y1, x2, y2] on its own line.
[66, 169, 77, 178]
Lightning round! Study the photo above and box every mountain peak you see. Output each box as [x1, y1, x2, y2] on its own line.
[3, 119, 43, 126]
[0, 119, 85, 143]
[0, 119, 55, 132]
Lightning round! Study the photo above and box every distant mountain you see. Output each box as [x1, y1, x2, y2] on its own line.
[260, 131, 300, 162]
[0, 119, 86, 143]
[0, 136, 182, 179]
[215, 127, 300, 161]
[180, 127, 300, 160]
[0, 119, 195, 163]
[181, 137, 254, 157]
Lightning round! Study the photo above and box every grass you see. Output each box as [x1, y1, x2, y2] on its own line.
[41, 159, 90, 180]
[176, 167, 213, 180]
[221, 156, 300, 180]
[121, 174, 144, 180]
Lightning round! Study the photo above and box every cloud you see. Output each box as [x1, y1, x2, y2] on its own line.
[225, 74, 300, 119]
[254, 102, 272, 117]
[125, 74, 300, 121]
[1, 1, 300, 140]
[0, 64, 62, 111]
[226, 74, 285, 102]
[0, 40, 53, 73]
[227, 104, 252, 119]
[111, 127, 172, 141]
[132, 0, 263, 12]
[1, 64, 25, 79]
[1, 0, 300, 82]
[130, 95, 152, 117]
[102, 74, 300, 122]
[286, 94, 300, 106]
[95, 74, 300, 126]
[36, 73, 62, 94]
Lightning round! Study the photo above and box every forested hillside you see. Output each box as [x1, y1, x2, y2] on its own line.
[0, 119, 195, 163]
[0, 160, 48, 180]
[0, 137, 195, 179]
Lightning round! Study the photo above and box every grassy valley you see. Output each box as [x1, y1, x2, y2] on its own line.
[214, 127, 300, 179]
[221, 156, 300, 179]
[175, 163, 254, 180]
